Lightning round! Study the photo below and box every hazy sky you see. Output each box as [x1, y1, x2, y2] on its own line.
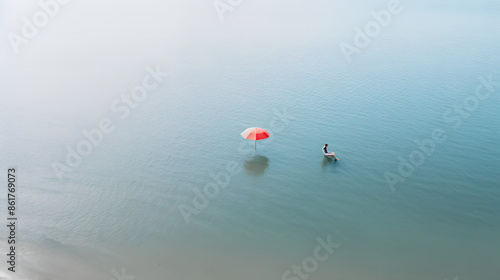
[1, 0, 498, 116]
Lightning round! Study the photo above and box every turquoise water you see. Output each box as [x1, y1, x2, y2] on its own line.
[1, 1, 500, 279]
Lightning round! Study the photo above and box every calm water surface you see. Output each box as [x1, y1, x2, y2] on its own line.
[1, 1, 499, 279]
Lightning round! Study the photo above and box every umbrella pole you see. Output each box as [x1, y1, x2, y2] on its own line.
[255, 140, 256, 150]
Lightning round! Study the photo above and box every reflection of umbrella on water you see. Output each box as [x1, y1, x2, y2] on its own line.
[244, 155, 269, 176]
[241, 127, 270, 150]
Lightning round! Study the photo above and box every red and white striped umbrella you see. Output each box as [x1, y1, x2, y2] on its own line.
[240, 127, 270, 150]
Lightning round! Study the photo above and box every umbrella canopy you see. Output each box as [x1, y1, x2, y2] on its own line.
[241, 127, 270, 140]
[241, 127, 270, 150]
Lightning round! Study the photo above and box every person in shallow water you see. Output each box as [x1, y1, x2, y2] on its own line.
[322, 144, 339, 160]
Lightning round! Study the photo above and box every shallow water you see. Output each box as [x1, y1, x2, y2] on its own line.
[1, 1, 500, 279]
